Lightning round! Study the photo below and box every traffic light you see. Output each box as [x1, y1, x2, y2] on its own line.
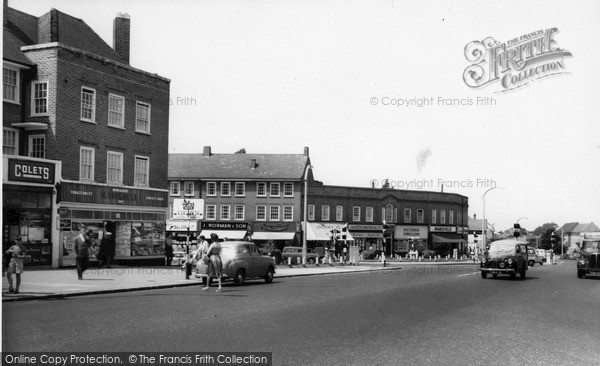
[382, 224, 390, 238]
[330, 229, 340, 240]
[513, 223, 521, 238]
[550, 231, 558, 245]
[473, 232, 478, 244]
[341, 226, 347, 240]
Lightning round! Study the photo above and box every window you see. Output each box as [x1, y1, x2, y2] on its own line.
[385, 204, 394, 223]
[28, 134, 45, 158]
[256, 206, 267, 221]
[207, 182, 217, 196]
[234, 205, 245, 221]
[170, 182, 180, 196]
[79, 147, 95, 181]
[440, 210, 446, 224]
[353, 206, 361, 222]
[134, 156, 149, 187]
[108, 94, 125, 128]
[283, 206, 293, 221]
[106, 151, 123, 185]
[183, 182, 194, 196]
[235, 182, 245, 197]
[3, 128, 18, 155]
[404, 209, 411, 223]
[366, 207, 374, 222]
[308, 205, 315, 221]
[431, 210, 437, 224]
[220, 205, 230, 221]
[3, 67, 19, 103]
[31, 81, 48, 115]
[283, 182, 294, 197]
[80, 87, 96, 122]
[205, 205, 216, 220]
[336, 206, 343, 221]
[270, 206, 280, 221]
[417, 209, 425, 223]
[221, 182, 231, 196]
[257, 182, 267, 197]
[270, 182, 280, 197]
[321, 205, 330, 221]
[135, 101, 151, 133]
[449, 210, 454, 225]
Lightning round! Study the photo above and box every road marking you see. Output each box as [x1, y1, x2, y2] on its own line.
[457, 272, 478, 277]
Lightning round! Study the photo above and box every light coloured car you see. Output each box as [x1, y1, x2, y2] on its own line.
[281, 246, 320, 264]
[527, 247, 545, 266]
[196, 241, 275, 286]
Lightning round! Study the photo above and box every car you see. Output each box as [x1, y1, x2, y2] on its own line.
[527, 247, 545, 266]
[577, 234, 600, 278]
[480, 239, 528, 280]
[195, 241, 276, 286]
[281, 246, 320, 264]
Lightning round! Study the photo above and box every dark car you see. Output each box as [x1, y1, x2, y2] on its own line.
[196, 241, 275, 285]
[480, 239, 528, 280]
[281, 246, 320, 264]
[577, 234, 600, 278]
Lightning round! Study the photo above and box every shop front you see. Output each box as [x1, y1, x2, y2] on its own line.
[251, 222, 299, 250]
[2, 157, 61, 267]
[348, 224, 384, 251]
[395, 225, 428, 255]
[58, 182, 168, 266]
[166, 220, 199, 265]
[429, 225, 467, 257]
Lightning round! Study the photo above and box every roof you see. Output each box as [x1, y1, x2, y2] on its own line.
[169, 153, 310, 180]
[561, 222, 580, 233]
[4, 6, 125, 65]
[570, 222, 599, 234]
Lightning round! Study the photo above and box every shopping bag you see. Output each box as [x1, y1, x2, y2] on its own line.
[195, 261, 208, 278]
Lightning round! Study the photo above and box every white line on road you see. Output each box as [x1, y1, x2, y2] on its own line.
[457, 272, 478, 277]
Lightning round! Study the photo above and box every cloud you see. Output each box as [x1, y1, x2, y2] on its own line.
[416, 148, 432, 172]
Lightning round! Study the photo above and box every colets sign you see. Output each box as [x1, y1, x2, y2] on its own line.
[8, 159, 55, 184]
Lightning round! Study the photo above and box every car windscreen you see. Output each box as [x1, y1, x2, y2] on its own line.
[583, 241, 599, 251]
[488, 243, 516, 257]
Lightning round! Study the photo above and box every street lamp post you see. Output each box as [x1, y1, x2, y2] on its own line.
[481, 187, 503, 254]
[302, 165, 313, 267]
[182, 199, 194, 279]
[555, 226, 564, 258]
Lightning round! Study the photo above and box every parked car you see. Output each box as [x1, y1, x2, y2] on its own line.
[527, 247, 545, 266]
[281, 246, 320, 264]
[195, 241, 275, 285]
[480, 239, 528, 280]
[577, 235, 600, 278]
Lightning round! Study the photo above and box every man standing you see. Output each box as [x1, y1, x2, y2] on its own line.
[165, 234, 174, 266]
[99, 231, 114, 268]
[74, 230, 91, 280]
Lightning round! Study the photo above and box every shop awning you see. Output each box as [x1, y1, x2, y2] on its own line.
[252, 232, 296, 240]
[199, 230, 246, 240]
[306, 222, 354, 241]
[432, 233, 466, 243]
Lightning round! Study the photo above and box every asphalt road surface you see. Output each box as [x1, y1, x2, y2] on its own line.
[3, 261, 599, 365]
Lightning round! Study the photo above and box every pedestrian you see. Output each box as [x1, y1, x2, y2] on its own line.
[202, 233, 223, 292]
[5, 237, 27, 294]
[74, 230, 92, 280]
[98, 231, 113, 268]
[165, 233, 174, 266]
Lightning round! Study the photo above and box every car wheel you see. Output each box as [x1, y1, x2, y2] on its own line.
[307, 257, 315, 264]
[481, 271, 487, 279]
[577, 270, 585, 279]
[264, 267, 274, 283]
[492, 273, 497, 278]
[234, 269, 245, 286]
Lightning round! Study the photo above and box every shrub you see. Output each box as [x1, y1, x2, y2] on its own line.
[361, 250, 377, 260]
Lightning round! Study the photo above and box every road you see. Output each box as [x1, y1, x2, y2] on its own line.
[3, 261, 599, 365]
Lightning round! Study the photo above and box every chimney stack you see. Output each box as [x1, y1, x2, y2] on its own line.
[203, 146, 211, 156]
[303, 146, 309, 157]
[250, 159, 257, 169]
[113, 13, 130, 64]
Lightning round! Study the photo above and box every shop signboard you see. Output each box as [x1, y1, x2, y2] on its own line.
[253, 222, 296, 232]
[60, 182, 168, 207]
[201, 222, 248, 231]
[166, 220, 198, 232]
[395, 226, 428, 239]
[7, 158, 55, 185]
[172, 199, 204, 219]
[429, 226, 457, 233]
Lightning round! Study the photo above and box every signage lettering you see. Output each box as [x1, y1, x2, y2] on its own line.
[8, 159, 55, 184]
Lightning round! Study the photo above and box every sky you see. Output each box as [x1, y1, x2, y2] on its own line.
[8, 0, 600, 232]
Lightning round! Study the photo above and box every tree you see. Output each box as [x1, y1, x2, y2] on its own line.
[532, 223, 559, 251]
[234, 148, 246, 154]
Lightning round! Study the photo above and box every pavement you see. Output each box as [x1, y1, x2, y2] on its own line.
[1, 259, 479, 302]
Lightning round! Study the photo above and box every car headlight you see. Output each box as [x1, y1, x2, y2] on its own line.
[499, 262, 506, 268]
[578, 259, 587, 265]
[508, 259, 513, 265]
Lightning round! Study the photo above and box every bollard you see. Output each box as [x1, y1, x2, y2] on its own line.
[288, 257, 292, 266]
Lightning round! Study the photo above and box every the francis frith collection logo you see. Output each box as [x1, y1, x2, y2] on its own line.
[463, 28, 572, 92]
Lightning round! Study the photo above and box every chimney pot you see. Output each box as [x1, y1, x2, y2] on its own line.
[250, 159, 257, 169]
[203, 146, 211, 156]
[303, 146, 309, 157]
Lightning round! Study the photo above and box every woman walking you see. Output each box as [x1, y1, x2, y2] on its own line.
[202, 233, 223, 292]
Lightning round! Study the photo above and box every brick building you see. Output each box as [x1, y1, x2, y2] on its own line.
[167, 146, 312, 253]
[306, 183, 469, 257]
[3, 2, 170, 267]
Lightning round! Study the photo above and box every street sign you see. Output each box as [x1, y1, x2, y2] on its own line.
[172, 198, 204, 219]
